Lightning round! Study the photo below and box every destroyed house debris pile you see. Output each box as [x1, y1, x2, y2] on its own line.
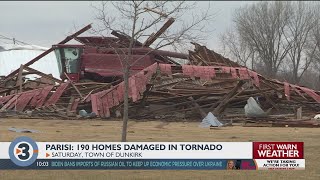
[0, 24, 319, 127]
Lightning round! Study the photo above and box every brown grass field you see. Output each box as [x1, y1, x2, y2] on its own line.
[0, 118, 319, 180]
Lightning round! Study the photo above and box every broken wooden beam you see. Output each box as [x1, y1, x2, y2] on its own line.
[253, 84, 280, 111]
[64, 72, 83, 99]
[188, 96, 207, 118]
[23, 66, 63, 84]
[144, 7, 169, 17]
[16, 64, 24, 93]
[143, 18, 175, 47]
[212, 81, 246, 115]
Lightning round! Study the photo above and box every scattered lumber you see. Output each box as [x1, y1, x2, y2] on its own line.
[0, 24, 320, 128]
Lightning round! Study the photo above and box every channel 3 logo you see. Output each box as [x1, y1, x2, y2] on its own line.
[9, 137, 38, 167]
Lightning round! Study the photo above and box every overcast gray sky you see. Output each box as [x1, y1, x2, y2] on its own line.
[0, 1, 256, 51]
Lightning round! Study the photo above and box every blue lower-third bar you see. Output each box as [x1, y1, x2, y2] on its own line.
[0, 159, 256, 170]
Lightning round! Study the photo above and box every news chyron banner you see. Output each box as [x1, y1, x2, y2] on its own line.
[0, 137, 305, 170]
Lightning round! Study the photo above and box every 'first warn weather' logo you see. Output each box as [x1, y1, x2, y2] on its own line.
[9, 136, 38, 167]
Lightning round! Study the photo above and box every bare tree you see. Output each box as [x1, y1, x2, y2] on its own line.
[298, 2, 320, 89]
[220, 1, 320, 87]
[220, 28, 255, 69]
[91, 1, 214, 142]
[283, 2, 317, 84]
[233, 1, 292, 78]
[311, 3, 320, 69]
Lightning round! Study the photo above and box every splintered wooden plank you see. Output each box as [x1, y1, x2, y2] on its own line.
[0, 95, 14, 105]
[107, 92, 114, 109]
[140, 74, 148, 93]
[91, 94, 98, 115]
[117, 82, 124, 102]
[143, 18, 175, 47]
[64, 72, 83, 98]
[284, 82, 290, 101]
[253, 84, 280, 111]
[24, 66, 63, 83]
[299, 87, 320, 103]
[67, 96, 75, 113]
[15, 91, 35, 111]
[83, 90, 94, 103]
[34, 85, 54, 108]
[188, 96, 207, 118]
[29, 89, 41, 107]
[1, 95, 20, 111]
[112, 90, 119, 106]
[212, 81, 245, 115]
[96, 94, 104, 117]
[85, 95, 92, 103]
[291, 86, 307, 100]
[16, 64, 24, 93]
[8, 98, 18, 110]
[102, 95, 110, 118]
[130, 76, 139, 102]
[89, 63, 158, 118]
[44, 83, 69, 106]
[70, 98, 80, 112]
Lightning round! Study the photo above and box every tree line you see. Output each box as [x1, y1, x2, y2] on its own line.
[221, 1, 320, 90]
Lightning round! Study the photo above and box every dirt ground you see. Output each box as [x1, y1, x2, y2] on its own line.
[0, 118, 319, 180]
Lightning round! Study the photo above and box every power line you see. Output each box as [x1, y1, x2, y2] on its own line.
[0, 34, 32, 45]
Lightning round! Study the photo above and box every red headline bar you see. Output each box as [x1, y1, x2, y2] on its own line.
[253, 142, 304, 159]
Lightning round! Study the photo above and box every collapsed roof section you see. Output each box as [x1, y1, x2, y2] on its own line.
[0, 24, 319, 127]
